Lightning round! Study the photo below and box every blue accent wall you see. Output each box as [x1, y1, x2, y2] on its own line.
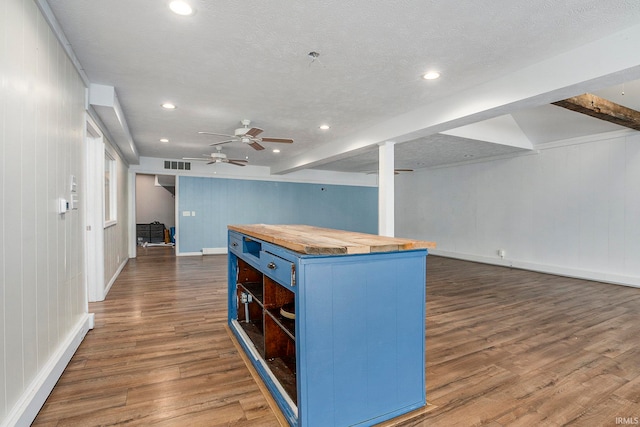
[178, 176, 378, 253]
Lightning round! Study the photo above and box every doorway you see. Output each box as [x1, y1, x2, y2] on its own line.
[134, 173, 176, 249]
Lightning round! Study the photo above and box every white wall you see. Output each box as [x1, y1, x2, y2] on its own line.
[1, 0, 92, 425]
[103, 139, 129, 295]
[135, 174, 175, 228]
[396, 132, 640, 287]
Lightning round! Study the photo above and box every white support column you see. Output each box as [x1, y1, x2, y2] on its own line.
[378, 141, 395, 237]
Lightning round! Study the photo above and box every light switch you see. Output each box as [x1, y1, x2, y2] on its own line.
[182, 211, 191, 217]
[191, 211, 196, 216]
[70, 193, 79, 210]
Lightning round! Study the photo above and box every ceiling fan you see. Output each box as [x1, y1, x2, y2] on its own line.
[183, 146, 248, 167]
[198, 119, 293, 151]
[365, 168, 414, 175]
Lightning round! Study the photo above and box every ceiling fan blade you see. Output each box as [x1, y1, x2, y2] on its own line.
[364, 168, 414, 174]
[245, 127, 263, 137]
[227, 160, 247, 166]
[261, 137, 293, 144]
[249, 142, 265, 150]
[228, 159, 248, 163]
[209, 140, 234, 146]
[206, 160, 216, 165]
[198, 131, 235, 138]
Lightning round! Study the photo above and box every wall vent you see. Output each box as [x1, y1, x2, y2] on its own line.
[164, 161, 191, 170]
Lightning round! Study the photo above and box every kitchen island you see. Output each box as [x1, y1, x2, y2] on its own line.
[227, 224, 435, 427]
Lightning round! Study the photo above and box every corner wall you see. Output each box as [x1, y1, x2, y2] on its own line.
[396, 132, 640, 287]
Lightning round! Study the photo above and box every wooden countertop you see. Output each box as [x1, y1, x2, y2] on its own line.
[228, 224, 436, 255]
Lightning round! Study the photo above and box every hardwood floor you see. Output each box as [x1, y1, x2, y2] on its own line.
[33, 248, 640, 426]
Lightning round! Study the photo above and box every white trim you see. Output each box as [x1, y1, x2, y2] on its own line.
[1, 314, 93, 427]
[174, 175, 180, 254]
[430, 249, 640, 289]
[202, 247, 228, 255]
[177, 252, 206, 257]
[103, 257, 129, 299]
[85, 116, 106, 303]
[128, 171, 138, 258]
[104, 150, 117, 225]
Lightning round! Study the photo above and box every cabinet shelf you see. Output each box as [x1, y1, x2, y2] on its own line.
[237, 321, 265, 357]
[234, 253, 297, 404]
[266, 356, 297, 405]
[265, 308, 295, 340]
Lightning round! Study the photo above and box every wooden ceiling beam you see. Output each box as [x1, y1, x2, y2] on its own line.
[552, 93, 640, 131]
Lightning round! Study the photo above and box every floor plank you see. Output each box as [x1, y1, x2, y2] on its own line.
[33, 248, 640, 426]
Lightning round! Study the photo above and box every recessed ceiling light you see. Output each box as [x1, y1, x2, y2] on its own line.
[169, 1, 194, 16]
[161, 103, 176, 109]
[319, 124, 330, 130]
[160, 138, 169, 143]
[272, 149, 281, 153]
[422, 71, 441, 80]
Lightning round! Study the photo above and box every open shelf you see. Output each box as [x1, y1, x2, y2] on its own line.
[266, 308, 295, 340]
[264, 312, 297, 404]
[235, 256, 297, 403]
[266, 356, 297, 405]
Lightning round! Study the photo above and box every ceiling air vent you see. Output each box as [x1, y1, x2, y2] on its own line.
[164, 161, 191, 170]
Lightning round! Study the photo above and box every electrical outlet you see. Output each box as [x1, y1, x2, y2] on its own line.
[240, 292, 252, 304]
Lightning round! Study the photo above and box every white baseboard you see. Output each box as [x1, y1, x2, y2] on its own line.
[177, 248, 228, 256]
[103, 257, 129, 299]
[2, 313, 92, 427]
[177, 251, 204, 256]
[202, 247, 227, 255]
[430, 249, 640, 288]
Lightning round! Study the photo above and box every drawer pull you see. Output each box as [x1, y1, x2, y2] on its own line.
[267, 262, 277, 270]
[232, 242, 238, 247]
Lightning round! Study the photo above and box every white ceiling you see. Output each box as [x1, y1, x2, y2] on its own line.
[42, 0, 640, 173]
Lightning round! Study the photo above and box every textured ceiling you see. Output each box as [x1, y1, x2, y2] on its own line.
[43, 0, 640, 172]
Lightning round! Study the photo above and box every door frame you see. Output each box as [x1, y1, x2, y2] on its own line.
[85, 115, 105, 302]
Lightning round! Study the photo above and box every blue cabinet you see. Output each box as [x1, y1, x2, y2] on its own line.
[227, 225, 431, 426]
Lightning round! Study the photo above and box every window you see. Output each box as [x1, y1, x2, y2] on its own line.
[104, 151, 117, 226]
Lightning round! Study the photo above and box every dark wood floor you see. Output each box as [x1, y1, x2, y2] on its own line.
[33, 248, 640, 426]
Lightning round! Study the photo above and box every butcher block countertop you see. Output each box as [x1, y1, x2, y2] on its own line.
[228, 224, 436, 255]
